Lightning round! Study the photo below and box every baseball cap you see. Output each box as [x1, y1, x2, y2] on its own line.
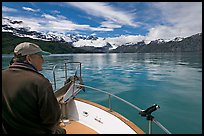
[14, 42, 51, 56]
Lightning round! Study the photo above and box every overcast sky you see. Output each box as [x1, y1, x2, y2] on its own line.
[2, 2, 202, 42]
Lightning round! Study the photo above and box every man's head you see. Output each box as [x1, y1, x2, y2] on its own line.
[13, 42, 50, 71]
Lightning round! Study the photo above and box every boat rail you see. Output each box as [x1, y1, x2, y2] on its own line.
[52, 62, 82, 90]
[52, 62, 171, 134]
[75, 83, 171, 134]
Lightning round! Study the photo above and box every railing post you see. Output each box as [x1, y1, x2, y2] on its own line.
[52, 64, 57, 90]
[108, 94, 112, 111]
[148, 120, 152, 134]
[79, 62, 81, 78]
[65, 63, 67, 81]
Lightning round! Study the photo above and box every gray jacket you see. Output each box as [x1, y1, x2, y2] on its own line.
[2, 62, 61, 134]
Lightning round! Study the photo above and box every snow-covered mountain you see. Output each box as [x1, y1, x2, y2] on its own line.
[2, 17, 186, 50]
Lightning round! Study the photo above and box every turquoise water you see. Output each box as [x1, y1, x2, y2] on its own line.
[2, 52, 202, 134]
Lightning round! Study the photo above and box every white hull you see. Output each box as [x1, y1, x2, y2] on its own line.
[60, 98, 144, 134]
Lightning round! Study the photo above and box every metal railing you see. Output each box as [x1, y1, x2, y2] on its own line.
[52, 62, 171, 134]
[74, 83, 171, 134]
[52, 62, 81, 90]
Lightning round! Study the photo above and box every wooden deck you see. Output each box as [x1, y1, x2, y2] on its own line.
[60, 120, 98, 134]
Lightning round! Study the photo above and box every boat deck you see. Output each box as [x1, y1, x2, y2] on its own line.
[60, 120, 98, 134]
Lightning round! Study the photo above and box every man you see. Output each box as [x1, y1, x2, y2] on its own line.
[2, 42, 65, 134]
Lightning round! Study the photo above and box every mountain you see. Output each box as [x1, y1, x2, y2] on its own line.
[2, 17, 99, 43]
[2, 17, 202, 53]
[2, 32, 87, 54]
[111, 33, 202, 53]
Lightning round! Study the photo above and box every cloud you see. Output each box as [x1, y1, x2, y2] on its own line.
[2, 2, 201, 42]
[42, 14, 57, 20]
[39, 13, 113, 32]
[45, 20, 90, 31]
[22, 7, 40, 12]
[100, 21, 122, 29]
[2, 6, 17, 12]
[4, 12, 115, 34]
[56, 15, 67, 20]
[66, 2, 139, 28]
[146, 2, 202, 40]
[4, 16, 43, 32]
[51, 10, 60, 14]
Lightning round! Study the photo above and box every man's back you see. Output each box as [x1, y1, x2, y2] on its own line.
[2, 63, 61, 134]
